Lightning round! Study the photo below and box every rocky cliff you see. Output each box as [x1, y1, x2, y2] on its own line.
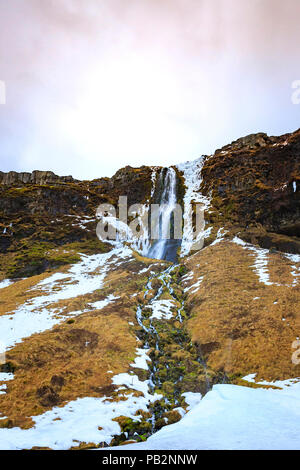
[201, 128, 300, 253]
[0, 170, 75, 186]
[0, 166, 158, 278]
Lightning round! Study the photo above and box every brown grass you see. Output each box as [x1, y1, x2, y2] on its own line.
[0, 270, 65, 316]
[184, 241, 300, 382]
[0, 254, 161, 428]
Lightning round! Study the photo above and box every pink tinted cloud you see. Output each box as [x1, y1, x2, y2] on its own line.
[0, 0, 299, 178]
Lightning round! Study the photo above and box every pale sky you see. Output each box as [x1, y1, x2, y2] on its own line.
[0, 0, 300, 179]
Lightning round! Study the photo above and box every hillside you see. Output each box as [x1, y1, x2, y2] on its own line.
[0, 128, 299, 450]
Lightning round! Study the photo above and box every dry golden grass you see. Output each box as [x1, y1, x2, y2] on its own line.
[184, 241, 300, 382]
[1, 306, 136, 428]
[131, 248, 170, 267]
[0, 254, 161, 428]
[0, 270, 65, 316]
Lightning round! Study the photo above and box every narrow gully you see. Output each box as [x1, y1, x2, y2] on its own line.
[134, 165, 213, 434]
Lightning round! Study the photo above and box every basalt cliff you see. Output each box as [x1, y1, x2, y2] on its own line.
[0, 128, 299, 450]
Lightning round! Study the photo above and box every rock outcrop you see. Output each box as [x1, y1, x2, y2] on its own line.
[0, 170, 74, 186]
[201, 128, 300, 252]
[0, 165, 157, 278]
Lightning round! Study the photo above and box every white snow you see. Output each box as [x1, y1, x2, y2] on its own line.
[232, 237, 280, 286]
[130, 348, 151, 371]
[184, 277, 203, 294]
[181, 271, 194, 281]
[0, 373, 14, 382]
[173, 407, 186, 418]
[0, 386, 7, 395]
[211, 228, 228, 246]
[182, 392, 202, 411]
[0, 279, 13, 290]
[0, 394, 152, 450]
[283, 253, 300, 287]
[90, 295, 119, 310]
[232, 237, 276, 286]
[284, 253, 300, 263]
[177, 157, 211, 257]
[0, 374, 13, 397]
[242, 373, 300, 389]
[138, 267, 152, 274]
[147, 300, 175, 320]
[150, 168, 158, 198]
[111, 381, 300, 450]
[0, 354, 162, 450]
[0, 246, 132, 353]
[96, 202, 152, 257]
[112, 373, 155, 397]
[232, 237, 300, 287]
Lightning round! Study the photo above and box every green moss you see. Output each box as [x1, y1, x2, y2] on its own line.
[64, 239, 109, 255]
[178, 265, 187, 277]
[5, 240, 84, 278]
[112, 416, 152, 443]
[2, 236, 110, 280]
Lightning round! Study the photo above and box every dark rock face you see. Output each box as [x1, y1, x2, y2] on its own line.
[0, 165, 155, 279]
[214, 132, 271, 154]
[106, 165, 154, 207]
[1, 128, 299, 279]
[201, 129, 300, 248]
[0, 186, 89, 217]
[0, 170, 74, 186]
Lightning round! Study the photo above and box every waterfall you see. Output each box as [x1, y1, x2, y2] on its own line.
[147, 167, 181, 262]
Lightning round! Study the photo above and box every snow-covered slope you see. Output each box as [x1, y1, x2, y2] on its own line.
[111, 380, 300, 450]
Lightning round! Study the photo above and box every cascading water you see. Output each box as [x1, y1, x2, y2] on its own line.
[147, 167, 181, 262]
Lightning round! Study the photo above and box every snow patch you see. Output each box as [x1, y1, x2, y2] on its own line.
[0, 373, 14, 382]
[0, 280, 13, 290]
[0, 247, 132, 353]
[111, 381, 300, 450]
[130, 348, 151, 371]
[184, 277, 203, 294]
[177, 157, 211, 257]
[232, 237, 278, 286]
[0, 348, 162, 450]
[148, 300, 175, 320]
[233, 237, 300, 287]
[182, 392, 202, 411]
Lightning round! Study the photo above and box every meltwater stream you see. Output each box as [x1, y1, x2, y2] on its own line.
[147, 167, 181, 263]
[135, 166, 212, 434]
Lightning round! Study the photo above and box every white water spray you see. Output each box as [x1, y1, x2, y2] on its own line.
[147, 167, 179, 262]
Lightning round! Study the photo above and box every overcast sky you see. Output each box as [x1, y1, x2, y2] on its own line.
[0, 0, 300, 179]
